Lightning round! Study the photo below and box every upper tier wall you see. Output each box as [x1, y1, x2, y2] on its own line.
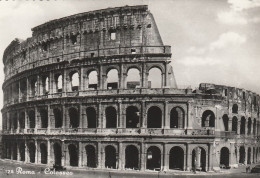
[3, 5, 169, 80]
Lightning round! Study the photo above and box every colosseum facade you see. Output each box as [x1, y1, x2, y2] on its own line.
[1, 5, 260, 172]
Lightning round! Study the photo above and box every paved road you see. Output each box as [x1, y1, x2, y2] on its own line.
[0, 159, 259, 178]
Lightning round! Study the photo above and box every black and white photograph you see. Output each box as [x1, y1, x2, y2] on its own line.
[0, 0, 260, 177]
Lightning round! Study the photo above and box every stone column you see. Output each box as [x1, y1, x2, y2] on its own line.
[25, 141, 28, 163]
[187, 101, 193, 129]
[141, 63, 148, 88]
[97, 142, 102, 168]
[97, 103, 102, 130]
[79, 105, 83, 131]
[35, 140, 38, 164]
[62, 105, 66, 129]
[26, 77, 30, 100]
[228, 118, 232, 131]
[78, 142, 83, 167]
[164, 62, 169, 87]
[245, 120, 248, 136]
[141, 101, 146, 129]
[186, 144, 191, 171]
[140, 143, 146, 171]
[119, 63, 124, 89]
[118, 142, 123, 169]
[237, 120, 241, 135]
[118, 101, 122, 128]
[49, 71, 54, 95]
[24, 109, 28, 133]
[162, 143, 169, 171]
[47, 105, 51, 133]
[98, 65, 103, 90]
[230, 143, 238, 168]
[35, 107, 38, 133]
[47, 140, 51, 166]
[62, 70, 67, 96]
[245, 146, 248, 165]
[17, 143, 20, 161]
[80, 67, 84, 91]
[62, 141, 66, 166]
[163, 101, 169, 129]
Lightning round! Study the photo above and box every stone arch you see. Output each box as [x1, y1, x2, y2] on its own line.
[126, 106, 139, 128]
[30, 78, 37, 96]
[232, 116, 238, 132]
[28, 110, 35, 128]
[105, 106, 117, 128]
[146, 146, 161, 170]
[201, 110, 215, 127]
[148, 67, 162, 88]
[55, 74, 63, 92]
[170, 107, 185, 128]
[232, 104, 238, 114]
[43, 76, 49, 94]
[169, 146, 184, 170]
[68, 144, 78, 166]
[239, 146, 245, 164]
[40, 109, 48, 128]
[53, 142, 62, 166]
[85, 145, 96, 168]
[240, 117, 246, 134]
[69, 107, 79, 128]
[222, 114, 229, 131]
[125, 145, 139, 169]
[28, 142, 35, 163]
[247, 147, 251, 164]
[40, 143, 47, 164]
[19, 111, 25, 129]
[105, 145, 117, 169]
[70, 71, 79, 91]
[86, 107, 96, 128]
[106, 68, 119, 89]
[192, 147, 207, 171]
[147, 106, 162, 128]
[126, 67, 141, 89]
[87, 70, 98, 89]
[53, 108, 62, 128]
[220, 147, 229, 168]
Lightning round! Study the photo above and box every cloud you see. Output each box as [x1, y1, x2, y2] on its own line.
[217, 11, 247, 25]
[228, 0, 260, 11]
[210, 32, 246, 50]
[178, 56, 221, 66]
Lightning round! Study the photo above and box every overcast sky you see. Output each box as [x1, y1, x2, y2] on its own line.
[0, 0, 260, 127]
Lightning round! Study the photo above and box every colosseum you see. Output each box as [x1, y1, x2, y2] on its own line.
[1, 5, 260, 173]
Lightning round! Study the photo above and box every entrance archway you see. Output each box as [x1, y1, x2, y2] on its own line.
[68, 144, 78, 166]
[28, 142, 35, 163]
[192, 147, 206, 171]
[220, 147, 229, 168]
[146, 146, 161, 170]
[239, 146, 245, 164]
[125, 145, 139, 169]
[147, 106, 162, 128]
[126, 106, 139, 128]
[248, 147, 251, 164]
[169, 146, 184, 170]
[105, 145, 117, 169]
[53, 143, 62, 166]
[40, 143, 47, 164]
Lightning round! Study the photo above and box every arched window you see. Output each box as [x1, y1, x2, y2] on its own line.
[55, 74, 63, 92]
[239, 146, 245, 164]
[43, 76, 49, 94]
[125, 145, 139, 169]
[71, 72, 79, 91]
[40, 143, 47, 164]
[29, 110, 35, 128]
[88, 71, 98, 89]
[170, 107, 184, 128]
[31, 79, 37, 96]
[146, 146, 161, 170]
[248, 147, 251, 164]
[69, 108, 79, 128]
[148, 67, 162, 88]
[126, 68, 140, 89]
[201, 110, 215, 127]
[220, 147, 229, 168]
[19, 143, 25, 161]
[40, 109, 48, 128]
[169, 146, 184, 170]
[85, 145, 96, 168]
[232, 104, 238, 114]
[28, 142, 35, 163]
[68, 144, 78, 166]
[147, 106, 162, 128]
[126, 106, 139, 128]
[248, 118, 252, 135]
[240, 117, 246, 134]
[222, 115, 229, 131]
[53, 143, 62, 166]
[53, 108, 62, 128]
[105, 107, 117, 128]
[105, 145, 116, 169]
[86, 107, 96, 128]
[232, 116, 238, 132]
[19, 112, 25, 129]
[107, 69, 118, 89]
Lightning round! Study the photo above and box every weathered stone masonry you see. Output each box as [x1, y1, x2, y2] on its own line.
[2, 5, 260, 172]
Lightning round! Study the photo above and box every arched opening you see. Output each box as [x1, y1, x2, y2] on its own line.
[12, 143, 17, 160]
[88, 71, 98, 89]
[125, 145, 139, 169]
[232, 104, 238, 114]
[147, 106, 162, 128]
[126, 68, 140, 89]
[240, 117, 246, 134]
[70, 72, 79, 91]
[40, 109, 48, 128]
[85, 145, 96, 168]
[126, 106, 139, 128]
[19, 112, 25, 129]
[169, 146, 184, 170]
[253, 147, 255, 163]
[69, 108, 79, 128]
[148, 67, 162, 88]
[20, 79, 27, 100]
[105, 145, 117, 169]
[170, 107, 184, 128]
[222, 115, 229, 131]
[239, 146, 245, 164]
[29, 110, 35, 128]
[55, 74, 63, 92]
[43, 76, 49, 94]
[86, 107, 96, 128]
[53, 108, 62, 128]
[19, 143, 25, 161]
[253, 118, 256, 135]
[30, 79, 37, 96]
[40, 143, 47, 164]
[12, 113, 17, 130]
[220, 147, 229, 168]
[53, 143, 62, 166]
[247, 147, 251, 164]
[232, 116, 238, 132]
[107, 69, 118, 89]
[201, 110, 215, 127]
[192, 147, 206, 171]
[248, 118, 252, 135]
[105, 107, 117, 128]
[28, 142, 35, 163]
[146, 146, 161, 170]
[68, 144, 78, 166]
